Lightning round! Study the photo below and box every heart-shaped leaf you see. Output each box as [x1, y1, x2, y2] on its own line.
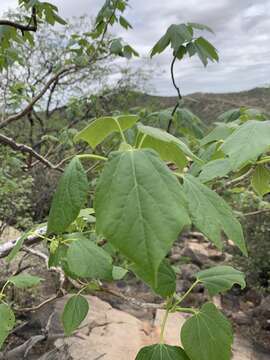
[62, 295, 89, 336]
[95, 149, 190, 284]
[181, 303, 233, 360]
[9, 274, 43, 289]
[196, 265, 246, 296]
[136, 344, 190, 360]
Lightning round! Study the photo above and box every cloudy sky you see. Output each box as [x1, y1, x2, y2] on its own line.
[1, 0, 270, 95]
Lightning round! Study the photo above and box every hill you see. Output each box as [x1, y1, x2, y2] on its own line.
[130, 87, 270, 125]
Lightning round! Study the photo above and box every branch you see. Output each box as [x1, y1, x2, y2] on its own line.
[167, 55, 182, 133]
[0, 66, 76, 129]
[0, 133, 64, 172]
[0, 7, 37, 33]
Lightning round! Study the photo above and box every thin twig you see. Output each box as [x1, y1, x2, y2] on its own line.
[167, 55, 182, 132]
[0, 7, 37, 33]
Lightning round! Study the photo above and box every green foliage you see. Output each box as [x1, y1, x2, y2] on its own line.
[183, 174, 247, 254]
[251, 165, 270, 197]
[47, 158, 88, 234]
[220, 120, 270, 170]
[0, 304, 15, 348]
[74, 115, 139, 148]
[9, 274, 43, 288]
[196, 266, 246, 296]
[95, 148, 190, 283]
[181, 303, 233, 360]
[136, 344, 190, 360]
[66, 236, 113, 280]
[151, 22, 218, 67]
[62, 295, 89, 336]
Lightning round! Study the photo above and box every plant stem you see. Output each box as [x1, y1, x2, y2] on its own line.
[138, 134, 147, 149]
[172, 280, 199, 310]
[172, 307, 198, 315]
[257, 156, 270, 164]
[159, 307, 169, 344]
[77, 154, 108, 161]
[113, 118, 127, 143]
[0, 280, 10, 297]
[167, 55, 182, 133]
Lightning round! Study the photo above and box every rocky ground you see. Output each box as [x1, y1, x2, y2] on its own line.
[0, 228, 269, 359]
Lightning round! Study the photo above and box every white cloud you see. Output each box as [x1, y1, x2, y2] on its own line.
[0, 0, 269, 95]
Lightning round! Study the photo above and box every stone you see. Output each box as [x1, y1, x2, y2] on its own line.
[180, 263, 200, 281]
[181, 242, 209, 266]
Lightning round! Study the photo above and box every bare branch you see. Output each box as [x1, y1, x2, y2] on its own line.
[0, 66, 76, 129]
[0, 133, 64, 172]
[0, 7, 37, 33]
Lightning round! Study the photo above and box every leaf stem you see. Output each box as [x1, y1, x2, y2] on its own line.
[257, 156, 270, 164]
[172, 280, 199, 310]
[172, 307, 198, 315]
[0, 280, 10, 297]
[113, 118, 127, 143]
[159, 307, 170, 344]
[77, 154, 108, 162]
[137, 134, 147, 149]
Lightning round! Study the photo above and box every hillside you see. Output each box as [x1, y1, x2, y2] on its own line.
[131, 87, 270, 125]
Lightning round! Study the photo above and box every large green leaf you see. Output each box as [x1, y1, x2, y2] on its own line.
[136, 344, 190, 360]
[200, 123, 236, 146]
[0, 304, 15, 348]
[181, 303, 233, 360]
[9, 274, 43, 289]
[199, 159, 232, 182]
[183, 175, 247, 254]
[132, 260, 176, 298]
[67, 237, 113, 280]
[95, 149, 190, 283]
[74, 115, 139, 148]
[196, 265, 246, 296]
[62, 295, 89, 336]
[221, 120, 270, 170]
[251, 164, 270, 197]
[137, 124, 201, 164]
[47, 158, 88, 234]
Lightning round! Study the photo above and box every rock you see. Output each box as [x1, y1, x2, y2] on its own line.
[180, 264, 200, 281]
[181, 242, 209, 266]
[51, 295, 268, 360]
[232, 311, 253, 326]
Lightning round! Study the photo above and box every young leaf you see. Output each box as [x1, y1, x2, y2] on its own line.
[194, 37, 219, 66]
[183, 174, 247, 255]
[199, 159, 232, 182]
[136, 344, 190, 360]
[137, 124, 201, 164]
[74, 115, 139, 148]
[251, 164, 270, 197]
[181, 303, 233, 360]
[6, 231, 29, 262]
[47, 158, 88, 234]
[9, 274, 43, 289]
[196, 265, 246, 296]
[131, 260, 176, 298]
[112, 266, 128, 280]
[62, 295, 89, 336]
[95, 149, 190, 284]
[221, 120, 270, 170]
[188, 22, 214, 34]
[151, 24, 193, 57]
[0, 304, 15, 348]
[67, 237, 113, 280]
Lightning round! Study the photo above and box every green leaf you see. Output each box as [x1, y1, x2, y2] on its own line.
[62, 295, 89, 336]
[200, 124, 236, 146]
[188, 22, 214, 34]
[47, 158, 88, 234]
[67, 237, 113, 280]
[194, 37, 219, 66]
[112, 266, 128, 280]
[181, 303, 233, 360]
[221, 120, 270, 170]
[251, 164, 270, 197]
[74, 115, 139, 148]
[137, 124, 201, 166]
[199, 159, 232, 182]
[9, 274, 43, 289]
[95, 149, 190, 284]
[196, 265, 246, 296]
[110, 38, 123, 55]
[136, 344, 190, 360]
[183, 174, 247, 254]
[119, 16, 132, 29]
[151, 24, 193, 57]
[0, 304, 15, 348]
[6, 231, 28, 262]
[132, 260, 176, 298]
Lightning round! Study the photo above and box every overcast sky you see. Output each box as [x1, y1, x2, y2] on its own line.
[1, 0, 270, 95]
